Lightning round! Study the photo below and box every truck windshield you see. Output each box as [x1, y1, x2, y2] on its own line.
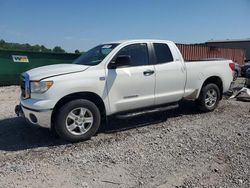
[73, 43, 119, 66]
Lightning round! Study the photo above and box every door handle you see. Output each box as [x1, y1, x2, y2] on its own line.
[143, 70, 155, 76]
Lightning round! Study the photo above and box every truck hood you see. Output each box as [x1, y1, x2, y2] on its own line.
[26, 64, 89, 80]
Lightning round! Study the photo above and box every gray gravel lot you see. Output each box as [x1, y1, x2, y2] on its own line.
[0, 79, 249, 188]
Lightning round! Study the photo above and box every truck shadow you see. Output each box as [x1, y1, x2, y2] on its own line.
[102, 100, 201, 133]
[0, 101, 200, 152]
[0, 117, 67, 151]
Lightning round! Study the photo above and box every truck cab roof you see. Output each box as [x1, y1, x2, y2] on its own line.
[105, 39, 173, 45]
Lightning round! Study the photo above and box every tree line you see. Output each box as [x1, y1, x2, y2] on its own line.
[0, 39, 80, 54]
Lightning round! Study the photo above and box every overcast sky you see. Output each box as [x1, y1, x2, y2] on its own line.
[0, 0, 249, 52]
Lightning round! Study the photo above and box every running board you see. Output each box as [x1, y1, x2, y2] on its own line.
[115, 103, 179, 119]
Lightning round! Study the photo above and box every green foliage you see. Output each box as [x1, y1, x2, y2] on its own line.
[75, 49, 80, 54]
[0, 39, 66, 53]
[52, 46, 65, 53]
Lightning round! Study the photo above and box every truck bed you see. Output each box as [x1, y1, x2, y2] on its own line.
[183, 59, 233, 99]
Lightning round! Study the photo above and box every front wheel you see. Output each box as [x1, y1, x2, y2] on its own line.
[196, 83, 220, 112]
[54, 99, 101, 142]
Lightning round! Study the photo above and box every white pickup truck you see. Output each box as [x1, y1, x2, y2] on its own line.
[15, 40, 234, 141]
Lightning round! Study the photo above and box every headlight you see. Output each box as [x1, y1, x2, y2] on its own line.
[30, 81, 53, 93]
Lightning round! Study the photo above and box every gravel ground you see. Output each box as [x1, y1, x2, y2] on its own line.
[0, 79, 249, 188]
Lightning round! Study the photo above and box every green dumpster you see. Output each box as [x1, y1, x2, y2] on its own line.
[0, 50, 80, 86]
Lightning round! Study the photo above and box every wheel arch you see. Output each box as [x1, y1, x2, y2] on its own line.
[51, 92, 106, 129]
[200, 76, 223, 100]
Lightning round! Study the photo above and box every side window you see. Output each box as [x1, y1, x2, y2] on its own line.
[153, 43, 173, 64]
[116, 43, 149, 66]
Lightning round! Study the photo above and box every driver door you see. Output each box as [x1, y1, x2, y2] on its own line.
[106, 43, 155, 114]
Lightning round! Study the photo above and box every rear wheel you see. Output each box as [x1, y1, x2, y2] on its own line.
[54, 99, 101, 142]
[197, 83, 220, 112]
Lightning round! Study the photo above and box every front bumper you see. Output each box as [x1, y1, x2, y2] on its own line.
[15, 104, 52, 128]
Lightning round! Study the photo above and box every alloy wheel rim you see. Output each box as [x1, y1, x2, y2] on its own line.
[65, 107, 93, 135]
[205, 89, 217, 107]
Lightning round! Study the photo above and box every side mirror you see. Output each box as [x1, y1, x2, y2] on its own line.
[109, 55, 131, 69]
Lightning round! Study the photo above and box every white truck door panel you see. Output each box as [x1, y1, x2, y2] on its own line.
[152, 43, 186, 104]
[154, 61, 186, 104]
[106, 66, 155, 113]
[106, 43, 155, 113]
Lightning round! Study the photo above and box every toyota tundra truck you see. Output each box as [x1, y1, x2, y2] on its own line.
[15, 40, 235, 142]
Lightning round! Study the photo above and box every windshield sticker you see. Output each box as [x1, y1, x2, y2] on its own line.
[12, 55, 29, 63]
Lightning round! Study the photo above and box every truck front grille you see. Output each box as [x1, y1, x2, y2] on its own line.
[20, 73, 30, 99]
[21, 79, 26, 98]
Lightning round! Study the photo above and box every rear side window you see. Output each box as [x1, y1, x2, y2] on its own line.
[153, 43, 173, 64]
[116, 43, 149, 66]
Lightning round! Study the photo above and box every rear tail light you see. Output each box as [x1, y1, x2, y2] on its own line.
[229, 63, 235, 71]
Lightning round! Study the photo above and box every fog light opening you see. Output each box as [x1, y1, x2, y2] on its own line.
[29, 113, 38, 123]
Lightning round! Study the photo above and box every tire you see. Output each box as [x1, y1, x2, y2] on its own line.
[196, 83, 220, 112]
[233, 71, 238, 81]
[54, 99, 101, 142]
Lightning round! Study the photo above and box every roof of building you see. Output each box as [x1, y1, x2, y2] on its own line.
[206, 38, 250, 43]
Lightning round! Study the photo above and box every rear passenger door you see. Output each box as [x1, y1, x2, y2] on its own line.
[152, 43, 186, 105]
